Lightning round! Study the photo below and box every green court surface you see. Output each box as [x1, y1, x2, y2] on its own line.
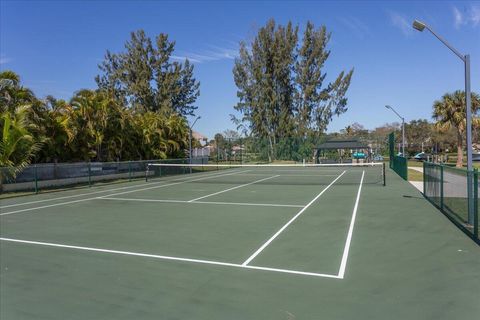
[1, 166, 479, 319]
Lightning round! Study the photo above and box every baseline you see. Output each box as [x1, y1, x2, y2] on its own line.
[0, 237, 340, 279]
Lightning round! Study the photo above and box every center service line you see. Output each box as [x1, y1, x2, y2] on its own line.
[241, 170, 346, 266]
[337, 170, 365, 279]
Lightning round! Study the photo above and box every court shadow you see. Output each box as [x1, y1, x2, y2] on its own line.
[402, 194, 424, 200]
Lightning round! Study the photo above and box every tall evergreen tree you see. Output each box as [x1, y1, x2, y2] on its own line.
[233, 19, 353, 157]
[295, 22, 353, 136]
[96, 30, 200, 116]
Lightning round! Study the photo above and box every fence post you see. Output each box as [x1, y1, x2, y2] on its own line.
[34, 164, 38, 194]
[88, 162, 92, 187]
[440, 165, 444, 210]
[474, 168, 478, 240]
[128, 161, 132, 182]
[423, 162, 426, 194]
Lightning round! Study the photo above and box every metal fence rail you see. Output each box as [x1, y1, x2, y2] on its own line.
[423, 162, 479, 244]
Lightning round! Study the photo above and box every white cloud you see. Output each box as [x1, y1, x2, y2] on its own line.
[0, 54, 11, 65]
[453, 6, 465, 29]
[172, 45, 238, 64]
[171, 55, 202, 63]
[389, 11, 412, 36]
[470, 5, 480, 26]
[453, 4, 480, 29]
[338, 16, 371, 39]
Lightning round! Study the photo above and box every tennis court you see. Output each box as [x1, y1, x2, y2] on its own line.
[1, 164, 479, 319]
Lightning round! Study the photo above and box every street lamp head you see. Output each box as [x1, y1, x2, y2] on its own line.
[413, 20, 426, 32]
[385, 105, 391, 109]
[190, 115, 201, 129]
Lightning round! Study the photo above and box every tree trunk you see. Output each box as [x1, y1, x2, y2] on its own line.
[456, 130, 463, 168]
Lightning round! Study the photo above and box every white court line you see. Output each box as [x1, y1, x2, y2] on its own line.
[215, 173, 339, 177]
[337, 170, 365, 279]
[0, 181, 164, 209]
[0, 237, 339, 279]
[188, 175, 280, 202]
[148, 163, 380, 167]
[241, 170, 346, 266]
[0, 170, 251, 216]
[97, 197, 304, 208]
[95, 170, 251, 199]
[0, 169, 245, 209]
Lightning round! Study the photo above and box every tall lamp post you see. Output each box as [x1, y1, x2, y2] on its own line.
[385, 105, 405, 156]
[189, 116, 201, 171]
[413, 19, 474, 224]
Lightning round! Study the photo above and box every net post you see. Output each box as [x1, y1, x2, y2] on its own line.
[382, 162, 386, 186]
[34, 164, 38, 194]
[145, 163, 149, 182]
[440, 164, 444, 210]
[88, 162, 92, 187]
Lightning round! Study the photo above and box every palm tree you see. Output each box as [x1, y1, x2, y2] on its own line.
[70, 89, 112, 161]
[0, 71, 37, 113]
[433, 90, 480, 167]
[0, 106, 43, 188]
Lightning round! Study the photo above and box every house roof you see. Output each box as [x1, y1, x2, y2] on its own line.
[192, 131, 208, 141]
[315, 139, 368, 150]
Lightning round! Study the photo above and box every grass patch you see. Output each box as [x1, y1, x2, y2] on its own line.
[408, 169, 423, 181]
[407, 160, 424, 167]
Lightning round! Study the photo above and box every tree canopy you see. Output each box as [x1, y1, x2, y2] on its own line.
[433, 90, 480, 166]
[96, 30, 200, 116]
[232, 19, 354, 151]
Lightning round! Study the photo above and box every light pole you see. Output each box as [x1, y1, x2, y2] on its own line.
[385, 105, 405, 156]
[413, 19, 474, 224]
[189, 116, 201, 171]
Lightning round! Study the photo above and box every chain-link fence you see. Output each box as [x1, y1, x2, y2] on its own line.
[424, 162, 479, 244]
[209, 136, 379, 164]
[0, 159, 195, 197]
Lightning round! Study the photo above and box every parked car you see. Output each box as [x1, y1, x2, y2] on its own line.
[413, 152, 430, 161]
[373, 155, 384, 161]
[473, 152, 480, 162]
[353, 152, 366, 159]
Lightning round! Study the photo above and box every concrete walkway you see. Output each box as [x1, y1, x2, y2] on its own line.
[408, 166, 423, 173]
[407, 167, 423, 192]
[409, 181, 422, 192]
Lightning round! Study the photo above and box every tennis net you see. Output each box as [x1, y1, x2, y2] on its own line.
[146, 162, 386, 186]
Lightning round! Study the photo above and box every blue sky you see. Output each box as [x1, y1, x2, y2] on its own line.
[1, 0, 479, 139]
